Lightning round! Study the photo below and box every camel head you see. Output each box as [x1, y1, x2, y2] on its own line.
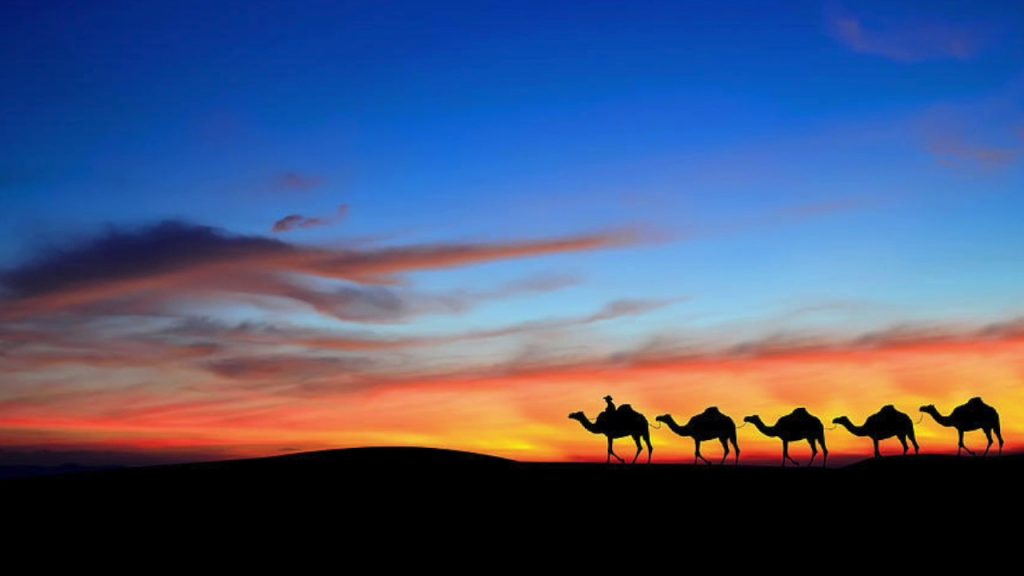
[568, 411, 585, 421]
[832, 416, 851, 426]
[655, 414, 672, 424]
[919, 404, 937, 414]
[743, 415, 762, 425]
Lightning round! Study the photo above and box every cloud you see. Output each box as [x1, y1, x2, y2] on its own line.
[826, 8, 984, 62]
[432, 298, 683, 343]
[142, 296, 679, 356]
[204, 355, 371, 382]
[272, 205, 349, 233]
[694, 196, 871, 241]
[926, 135, 1019, 169]
[917, 90, 1024, 170]
[485, 273, 582, 297]
[275, 171, 323, 192]
[0, 221, 640, 320]
[327, 315, 1024, 394]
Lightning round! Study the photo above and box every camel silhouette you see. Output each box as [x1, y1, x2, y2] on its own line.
[832, 404, 919, 458]
[920, 397, 1004, 457]
[744, 408, 828, 467]
[656, 407, 740, 465]
[569, 404, 653, 464]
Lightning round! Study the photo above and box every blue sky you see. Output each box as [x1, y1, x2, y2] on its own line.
[2, 0, 1024, 389]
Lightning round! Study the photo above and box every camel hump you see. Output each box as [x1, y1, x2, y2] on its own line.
[617, 404, 636, 414]
[703, 406, 721, 414]
[967, 396, 985, 406]
[880, 404, 897, 412]
[791, 407, 809, 416]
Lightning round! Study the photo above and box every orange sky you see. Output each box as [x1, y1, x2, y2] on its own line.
[2, 326, 1020, 464]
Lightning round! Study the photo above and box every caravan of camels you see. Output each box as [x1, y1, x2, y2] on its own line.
[569, 396, 1004, 465]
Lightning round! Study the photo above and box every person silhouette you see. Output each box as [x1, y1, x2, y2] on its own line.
[603, 395, 616, 415]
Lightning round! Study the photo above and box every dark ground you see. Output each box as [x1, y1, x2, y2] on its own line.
[9, 447, 1021, 510]
[7, 447, 1019, 557]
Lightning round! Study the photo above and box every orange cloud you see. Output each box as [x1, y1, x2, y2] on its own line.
[3, 317, 1021, 465]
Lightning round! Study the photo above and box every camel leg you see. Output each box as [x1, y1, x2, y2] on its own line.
[958, 430, 975, 457]
[782, 440, 798, 467]
[607, 437, 624, 464]
[820, 434, 828, 468]
[908, 428, 920, 455]
[694, 440, 711, 465]
[982, 428, 993, 457]
[718, 437, 729, 465]
[808, 439, 818, 466]
[731, 434, 741, 464]
[643, 431, 653, 464]
[631, 435, 643, 464]
[994, 420, 1004, 455]
[897, 434, 909, 456]
[873, 438, 881, 459]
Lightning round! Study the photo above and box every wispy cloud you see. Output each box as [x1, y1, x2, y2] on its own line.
[926, 135, 1019, 169]
[272, 204, 349, 233]
[0, 222, 642, 322]
[917, 87, 1024, 170]
[826, 6, 984, 62]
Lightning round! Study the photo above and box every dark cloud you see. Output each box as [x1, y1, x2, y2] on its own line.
[0, 221, 639, 320]
[204, 355, 372, 382]
[272, 204, 349, 233]
[0, 221, 288, 300]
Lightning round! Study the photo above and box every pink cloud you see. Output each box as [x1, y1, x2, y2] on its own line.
[827, 12, 983, 62]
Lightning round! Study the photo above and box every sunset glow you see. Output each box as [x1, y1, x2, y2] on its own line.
[2, 1, 1023, 466]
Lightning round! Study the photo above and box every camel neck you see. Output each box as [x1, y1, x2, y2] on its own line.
[574, 415, 602, 434]
[927, 409, 956, 427]
[837, 420, 869, 437]
[664, 417, 689, 436]
[750, 418, 778, 437]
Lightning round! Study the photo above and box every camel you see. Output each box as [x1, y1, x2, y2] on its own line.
[744, 408, 828, 467]
[569, 405, 653, 464]
[656, 407, 740, 465]
[832, 404, 919, 458]
[920, 397, 1004, 457]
